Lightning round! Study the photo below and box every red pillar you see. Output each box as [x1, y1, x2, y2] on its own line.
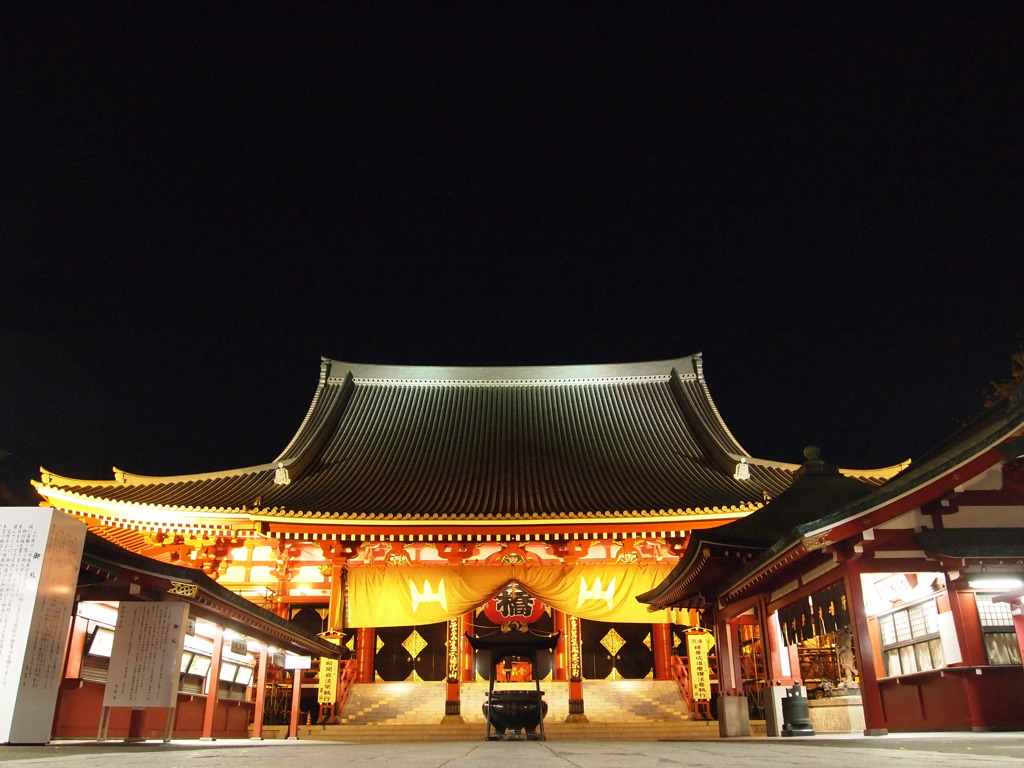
[717, 615, 739, 694]
[126, 708, 146, 742]
[760, 595, 787, 685]
[844, 562, 887, 735]
[947, 588, 988, 666]
[552, 610, 568, 681]
[327, 562, 346, 631]
[947, 588, 991, 730]
[288, 669, 303, 739]
[201, 627, 224, 740]
[250, 644, 269, 740]
[652, 623, 673, 680]
[357, 627, 375, 683]
[461, 611, 475, 682]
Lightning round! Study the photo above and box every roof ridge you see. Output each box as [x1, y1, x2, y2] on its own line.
[36, 462, 279, 487]
[322, 354, 703, 382]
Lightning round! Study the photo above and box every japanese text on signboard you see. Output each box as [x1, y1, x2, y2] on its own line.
[686, 631, 716, 701]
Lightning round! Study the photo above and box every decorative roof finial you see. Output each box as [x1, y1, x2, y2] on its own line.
[803, 445, 823, 464]
[274, 461, 291, 485]
[733, 458, 751, 480]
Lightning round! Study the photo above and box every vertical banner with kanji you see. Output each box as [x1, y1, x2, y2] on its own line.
[317, 636, 340, 705]
[318, 658, 339, 704]
[686, 630, 716, 701]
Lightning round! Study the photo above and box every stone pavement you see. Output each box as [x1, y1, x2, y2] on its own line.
[1, 734, 1024, 768]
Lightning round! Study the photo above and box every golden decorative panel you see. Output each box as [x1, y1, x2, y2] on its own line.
[643, 633, 652, 651]
[402, 629, 428, 660]
[167, 581, 198, 598]
[600, 627, 626, 657]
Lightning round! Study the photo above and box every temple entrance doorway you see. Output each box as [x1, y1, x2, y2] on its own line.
[580, 620, 654, 679]
[374, 623, 448, 681]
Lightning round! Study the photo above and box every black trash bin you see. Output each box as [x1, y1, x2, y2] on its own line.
[781, 684, 815, 737]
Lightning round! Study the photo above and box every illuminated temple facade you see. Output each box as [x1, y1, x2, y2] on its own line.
[34, 355, 900, 720]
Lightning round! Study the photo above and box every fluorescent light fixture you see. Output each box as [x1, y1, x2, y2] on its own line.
[966, 575, 1024, 590]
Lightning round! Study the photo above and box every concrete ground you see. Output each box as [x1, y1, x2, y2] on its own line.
[1, 734, 1024, 768]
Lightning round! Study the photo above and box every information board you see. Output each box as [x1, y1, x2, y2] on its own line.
[0, 508, 86, 744]
[104, 602, 189, 709]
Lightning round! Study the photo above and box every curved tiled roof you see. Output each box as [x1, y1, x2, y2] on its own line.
[36, 355, 902, 524]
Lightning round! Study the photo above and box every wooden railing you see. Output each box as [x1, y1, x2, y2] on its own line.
[670, 654, 716, 719]
[335, 658, 360, 714]
[670, 654, 692, 706]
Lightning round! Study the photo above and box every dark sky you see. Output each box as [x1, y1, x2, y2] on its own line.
[2, 4, 1023, 484]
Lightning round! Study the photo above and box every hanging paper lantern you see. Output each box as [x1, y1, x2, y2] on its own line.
[483, 581, 545, 624]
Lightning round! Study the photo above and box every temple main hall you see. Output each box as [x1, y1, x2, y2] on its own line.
[33, 354, 900, 728]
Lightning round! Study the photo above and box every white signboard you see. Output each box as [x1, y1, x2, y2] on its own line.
[937, 610, 963, 665]
[0, 507, 86, 744]
[104, 602, 189, 709]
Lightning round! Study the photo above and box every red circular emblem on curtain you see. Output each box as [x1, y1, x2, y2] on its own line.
[483, 582, 545, 624]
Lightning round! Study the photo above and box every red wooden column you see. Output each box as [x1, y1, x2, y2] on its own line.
[201, 626, 225, 740]
[272, 542, 300, 620]
[652, 623, 673, 680]
[947, 588, 988, 665]
[714, 614, 737, 695]
[250, 644, 270, 740]
[327, 563, 346, 631]
[760, 595, 787, 684]
[357, 627, 375, 683]
[552, 609, 568, 681]
[126, 709, 146, 742]
[287, 668, 303, 739]
[843, 562, 887, 735]
[318, 541, 357, 633]
[461, 610, 476, 682]
[946, 588, 990, 730]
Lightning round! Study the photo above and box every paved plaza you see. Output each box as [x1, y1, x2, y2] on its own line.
[1, 734, 1024, 768]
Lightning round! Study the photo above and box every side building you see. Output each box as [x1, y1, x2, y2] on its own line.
[639, 381, 1024, 734]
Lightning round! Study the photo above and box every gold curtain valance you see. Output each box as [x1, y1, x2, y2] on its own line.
[347, 562, 677, 627]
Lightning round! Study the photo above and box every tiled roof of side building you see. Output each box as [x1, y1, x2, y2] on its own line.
[35, 354, 905, 522]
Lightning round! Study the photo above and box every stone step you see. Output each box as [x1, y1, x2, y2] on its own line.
[272, 678, 769, 741]
[293, 718, 732, 742]
[339, 680, 693, 726]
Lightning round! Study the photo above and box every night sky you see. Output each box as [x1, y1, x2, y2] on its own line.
[2, 5, 1023, 488]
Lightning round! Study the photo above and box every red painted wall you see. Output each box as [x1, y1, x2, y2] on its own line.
[53, 680, 254, 739]
[878, 667, 1024, 731]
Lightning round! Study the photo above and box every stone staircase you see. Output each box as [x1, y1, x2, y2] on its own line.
[288, 680, 737, 742]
